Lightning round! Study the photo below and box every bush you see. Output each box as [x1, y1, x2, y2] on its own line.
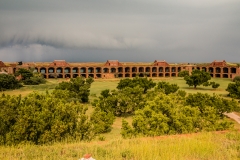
[0, 74, 22, 90]
[177, 90, 187, 97]
[121, 92, 237, 138]
[15, 68, 33, 80]
[155, 81, 179, 95]
[93, 87, 145, 116]
[0, 91, 96, 145]
[90, 107, 115, 133]
[226, 81, 240, 99]
[117, 77, 156, 93]
[233, 76, 240, 82]
[211, 82, 220, 89]
[55, 77, 94, 103]
[178, 70, 189, 77]
[23, 76, 46, 85]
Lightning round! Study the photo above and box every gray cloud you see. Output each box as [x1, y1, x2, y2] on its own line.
[0, 0, 240, 62]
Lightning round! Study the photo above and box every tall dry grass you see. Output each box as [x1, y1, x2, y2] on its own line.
[0, 131, 239, 160]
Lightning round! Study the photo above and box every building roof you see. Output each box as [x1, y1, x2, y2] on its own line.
[49, 60, 70, 67]
[209, 60, 227, 67]
[153, 60, 169, 66]
[0, 61, 6, 67]
[104, 60, 123, 66]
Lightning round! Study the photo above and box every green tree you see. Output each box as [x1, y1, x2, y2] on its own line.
[15, 68, 33, 80]
[226, 81, 240, 99]
[233, 76, 240, 82]
[117, 77, 156, 93]
[55, 77, 94, 103]
[0, 74, 22, 90]
[203, 81, 220, 89]
[121, 92, 236, 138]
[185, 92, 238, 115]
[184, 70, 211, 88]
[93, 87, 146, 116]
[155, 81, 179, 95]
[90, 107, 115, 133]
[178, 70, 189, 77]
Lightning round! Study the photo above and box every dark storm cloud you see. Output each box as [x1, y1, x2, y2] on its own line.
[0, 0, 240, 62]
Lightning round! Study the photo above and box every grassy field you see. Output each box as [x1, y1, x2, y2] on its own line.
[0, 131, 239, 159]
[1, 77, 240, 159]
[2, 77, 233, 97]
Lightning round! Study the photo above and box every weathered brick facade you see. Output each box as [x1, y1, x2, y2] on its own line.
[1, 60, 240, 79]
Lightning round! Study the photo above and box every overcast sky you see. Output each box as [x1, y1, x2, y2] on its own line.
[0, 0, 240, 63]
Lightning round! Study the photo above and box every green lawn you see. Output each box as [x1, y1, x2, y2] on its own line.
[2, 77, 233, 97]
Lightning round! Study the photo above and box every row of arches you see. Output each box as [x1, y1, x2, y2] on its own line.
[44, 73, 179, 78]
[193, 67, 236, 74]
[34, 67, 183, 74]
[34, 66, 238, 74]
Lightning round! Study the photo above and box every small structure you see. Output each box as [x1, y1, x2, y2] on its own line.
[208, 60, 227, 67]
[104, 60, 122, 67]
[49, 60, 70, 67]
[153, 60, 169, 66]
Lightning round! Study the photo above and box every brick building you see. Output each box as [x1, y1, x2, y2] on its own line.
[1, 59, 240, 79]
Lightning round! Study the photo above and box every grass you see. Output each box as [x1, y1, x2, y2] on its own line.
[1, 77, 233, 97]
[0, 131, 239, 159]
[1, 77, 240, 159]
[1, 79, 60, 97]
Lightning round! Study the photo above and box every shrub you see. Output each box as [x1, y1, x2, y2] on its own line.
[178, 70, 189, 77]
[155, 81, 179, 95]
[117, 77, 156, 93]
[211, 82, 220, 89]
[0, 74, 22, 90]
[226, 81, 240, 99]
[15, 68, 33, 80]
[55, 77, 94, 103]
[121, 92, 237, 138]
[23, 76, 46, 85]
[0, 91, 96, 145]
[233, 76, 240, 82]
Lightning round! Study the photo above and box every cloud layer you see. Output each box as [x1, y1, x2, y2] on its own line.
[0, 0, 240, 62]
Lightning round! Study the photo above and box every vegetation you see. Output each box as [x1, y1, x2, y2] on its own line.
[93, 87, 145, 117]
[1, 77, 240, 159]
[178, 70, 189, 77]
[0, 91, 97, 145]
[233, 76, 240, 82]
[15, 68, 33, 80]
[155, 81, 179, 95]
[55, 77, 94, 103]
[0, 74, 22, 91]
[15, 68, 47, 85]
[117, 77, 156, 93]
[226, 81, 240, 99]
[121, 92, 237, 138]
[184, 69, 211, 88]
[22, 73, 46, 85]
[203, 81, 220, 89]
[0, 132, 240, 159]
